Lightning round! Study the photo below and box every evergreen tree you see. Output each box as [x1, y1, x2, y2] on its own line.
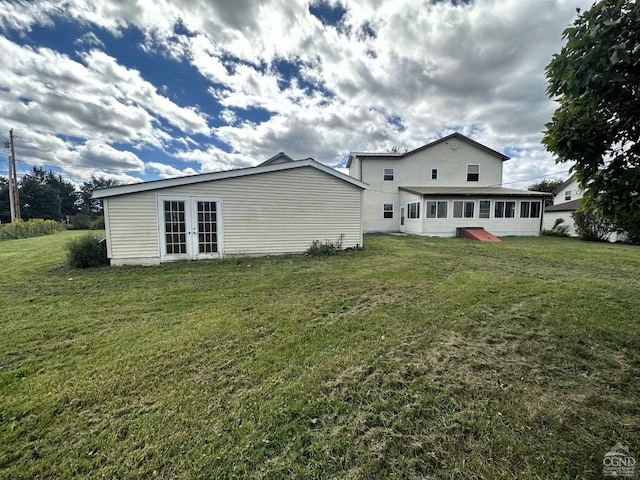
[19, 167, 79, 221]
[78, 176, 122, 216]
[0, 176, 10, 224]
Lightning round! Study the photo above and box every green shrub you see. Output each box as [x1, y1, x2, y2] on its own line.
[572, 211, 613, 242]
[306, 238, 343, 256]
[0, 219, 64, 240]
[542, 218, 570, 237]
[66, 234, 109, 268]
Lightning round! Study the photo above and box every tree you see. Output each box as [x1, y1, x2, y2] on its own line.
[20, 175, 61, 220]
[542, 0, 640, 240]
[386, 146, 408, 153]
[528, 178, 565, 207]
[19, 167, 79, 221]
[78, 176, 122, 216]
[0, 176, 10, 224]
[45, 170, 78, 219]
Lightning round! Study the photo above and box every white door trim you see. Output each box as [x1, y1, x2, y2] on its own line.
[157, 195, 224, 261]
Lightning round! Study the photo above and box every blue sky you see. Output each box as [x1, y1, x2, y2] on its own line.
[0, 0, 590, 188]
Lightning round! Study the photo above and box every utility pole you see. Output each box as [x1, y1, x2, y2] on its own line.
[6, 139, 16, 223]
[8, 129, 20, 221]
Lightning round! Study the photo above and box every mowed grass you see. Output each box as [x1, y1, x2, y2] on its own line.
[1, 232, 639, 479]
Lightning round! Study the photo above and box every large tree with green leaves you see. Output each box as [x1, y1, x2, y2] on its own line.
[0, 176, 10, 224]
[78, 176, 122, 216]
[528, 178, 565, 207]
[19, 167, 78, 221]
[542, 0, 639, 240]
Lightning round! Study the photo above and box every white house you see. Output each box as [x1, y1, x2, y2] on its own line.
[348, 132, 548, 237]
[542, 176, 583, 236]
[543, 176, 626, 241]
[93, 157, 367, 265]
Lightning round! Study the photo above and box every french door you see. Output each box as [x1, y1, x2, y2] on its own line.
[158, 196, 223, 261]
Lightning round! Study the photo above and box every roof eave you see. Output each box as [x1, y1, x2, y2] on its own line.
[93, 159, 368, 199]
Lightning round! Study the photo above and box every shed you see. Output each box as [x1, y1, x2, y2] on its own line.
[92, 158, 367, 265]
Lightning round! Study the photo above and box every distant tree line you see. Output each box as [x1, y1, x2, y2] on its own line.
[0, 166, 121, 227]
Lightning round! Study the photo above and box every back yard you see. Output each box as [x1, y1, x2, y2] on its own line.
[0, 232, 638, 478]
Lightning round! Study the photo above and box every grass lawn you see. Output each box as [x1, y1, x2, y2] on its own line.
[1, 231, 639, 479]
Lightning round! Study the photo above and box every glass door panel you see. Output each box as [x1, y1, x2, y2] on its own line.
[196, 201, 218, 254]
[163, 200, 187, 255]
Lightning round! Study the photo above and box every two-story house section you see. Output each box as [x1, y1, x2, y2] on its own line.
[347, 132, 549, 237]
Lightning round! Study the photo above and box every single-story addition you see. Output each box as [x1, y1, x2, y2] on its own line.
[92, 156, 367, 265]
[398, 186, 549, 237]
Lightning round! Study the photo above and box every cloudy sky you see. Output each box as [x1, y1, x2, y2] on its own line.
[0, 0, 590, 188]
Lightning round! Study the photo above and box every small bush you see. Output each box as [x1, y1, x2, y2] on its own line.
[306, 239, 342, 256]
[306, 234, 347, 256]
[612, 218, 640, 245]
[542, 218, 570, 237]
[572, 211, 613, 242]
[66, 234, 109, 268]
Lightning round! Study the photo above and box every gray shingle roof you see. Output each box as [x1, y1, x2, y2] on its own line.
[545, 199, 582, 212]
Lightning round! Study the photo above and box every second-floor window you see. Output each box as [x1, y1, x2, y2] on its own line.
[383, 168, 394, 181]
[565, 190, 572, 201]
[431, 168, 438, 180]
[467, 164, 479, 182]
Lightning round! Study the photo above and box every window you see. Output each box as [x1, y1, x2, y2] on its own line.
[520, 201, 541, 218]
[407, 201, 420, 219]
[383, 203, 394, 219]
[565, 190, 572, 201]
[383, 168, 394, 181]
[479, 200, 491, 218]
[431, 168, 438, 180]
[453, 201, 475, 218]
[426, 201, 447, 218]
[467, 164, 479, 182]
[494, 201, 516, 218]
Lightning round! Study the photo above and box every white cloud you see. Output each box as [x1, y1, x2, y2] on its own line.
[74, 31, 104, 49]
[69, 140, 145, 171]
[145, 161, 198, 178]
[0, 0, 593, 186]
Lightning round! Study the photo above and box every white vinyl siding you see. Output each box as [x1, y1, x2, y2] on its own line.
[103, 167, 363, 263]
